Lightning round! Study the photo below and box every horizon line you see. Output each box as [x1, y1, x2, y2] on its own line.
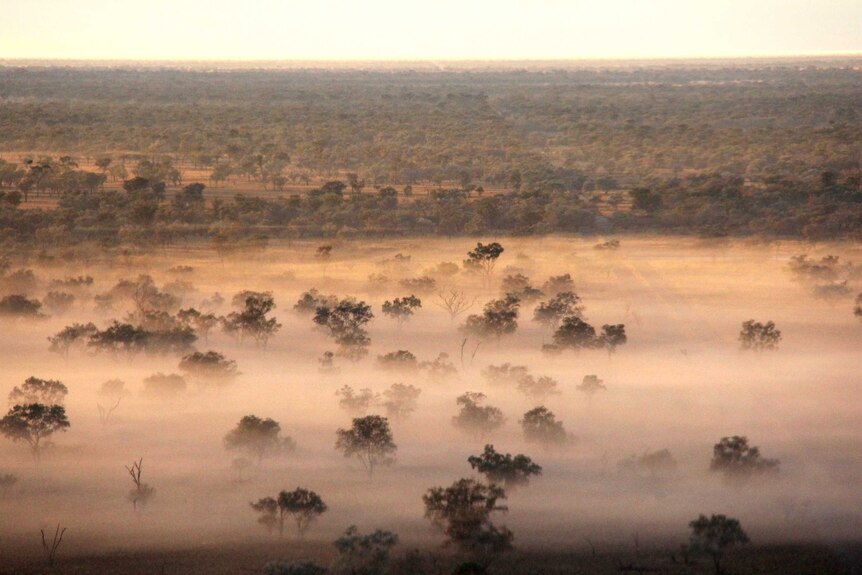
[3, 52, 862, 68]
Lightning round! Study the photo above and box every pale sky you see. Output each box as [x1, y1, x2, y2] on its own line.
[1, 0, 860, 61]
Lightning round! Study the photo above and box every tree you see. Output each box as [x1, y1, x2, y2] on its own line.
[277, 488, 328, 537]
[381, 295, 422, 326]
[551, 316, 598, 351]
[333, 525, 399, 575]
[854, 292, 862, 320]
[142, 372, 187, 398]
[462, 295, 520, 340]
[177, 308, 219, 342]
[0, 403, 70, 462]
[0, 294, 44, 318]
[577, 375, 606, 403]
[541, 274, 575, 295]
[618, 449, 678, 477]
[710, 436, 779, 479]
[318, 350, 339, 374]
[293, 289, 337, 315]
[482, 363, 530, 387]
[423, 478, 513, 553]
[335, 415, 397, 478]
[126, 458, 155, 510]
[178, 351, 239, 384]
[250, 497, 280, 534]
[533, 291, 584, 329]
[313, 298, 374, 359]
[336, 385, 378, 416]
[738, 320, 782, 352]
[436, 288, 476, 320]
[421, 352, 458, 382]
[464, 242, 504, 283]
[687, 514, 749, 574]
[224, 415, 296, 466]
[599, 324, 627, 354]
[48, 322, 97, 358]
[97, 379, 128, 425]
[520, 407, 568, 446]
[376, 350, 419, 371]
[381, 383, 421, 420]
[516, 375, 560, 401]
[87, 321, 149, 355]
[468, 445, 542, 489]
[8, 377, 68, 406]
[452, 392, 505, 439]
[223, 291, 281, 347]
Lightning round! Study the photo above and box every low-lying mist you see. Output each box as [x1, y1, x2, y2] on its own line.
[1, 236, 860, 564]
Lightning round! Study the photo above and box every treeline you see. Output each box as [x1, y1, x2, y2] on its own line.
[1, 64, 861, 186]
[0, 64, 861, 245]
[0, 170, 861, 247]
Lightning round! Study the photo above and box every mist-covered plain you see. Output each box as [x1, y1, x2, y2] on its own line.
[1, 236, 860, 573]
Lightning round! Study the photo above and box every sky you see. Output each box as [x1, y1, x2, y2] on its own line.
[1, 0, 860, 62]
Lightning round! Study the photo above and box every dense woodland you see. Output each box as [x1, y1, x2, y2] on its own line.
[0, 62, 861, 248]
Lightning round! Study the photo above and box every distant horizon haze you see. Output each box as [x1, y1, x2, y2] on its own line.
[2, 0, 860, 62]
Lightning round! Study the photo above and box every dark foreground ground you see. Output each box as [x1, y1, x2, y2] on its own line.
[2, 540, 861, 575]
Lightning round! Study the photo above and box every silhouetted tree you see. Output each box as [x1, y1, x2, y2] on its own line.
[293, 289, 337, 315]
[8, 377, 68, 406]
[376, 350, 419, 371]
[464, 242, 504, 283]
[533, 291, 583, 329]
[313, 298, 374, 359]
[520, 407, 568, 446]
[178, 351, 239, 384]
[335, 415, 397, 478]
[452, 392, 505, 439]
[277, 487, 328, 537]
[177, 308, 219, 342]
[687, 514, 749, 574]
[0, 403, 70, 462]
[225, 415, 296, 466]
[423, 478, 513, 552]
[333, 525, 399, 575]
[0, 294, 44, 318]
[48, 322, 97, 358]
[738, 320, 781, 352]
[710, 436, 779, 479]
[223, 291, 281, 347]
[462, 295, 520, 340]
[599, 324, 627, 354]
[126, 458, 155, 510]
[468, 444, 542, 489]
[551, 316, 598, 351]
[381, 295, 422, 326]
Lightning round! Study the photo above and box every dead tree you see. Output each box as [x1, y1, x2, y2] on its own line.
[126, 458, 155, 510]
[97, 397, 122, 425]
[436, 288, 475, 320]
[40, 523, 66, 567]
